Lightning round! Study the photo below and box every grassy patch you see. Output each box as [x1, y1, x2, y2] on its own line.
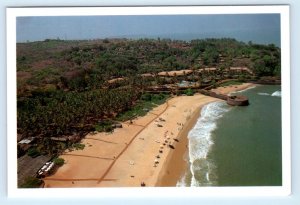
[94, 120, 114, 133]
[72, 143, 85, 150]
[116, 93, 169, 122]
[218, 80, 243, 87]
[184, 88, 194, 96]
[53, 157, 65, 166]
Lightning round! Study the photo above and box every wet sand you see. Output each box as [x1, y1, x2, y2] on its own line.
[155, 105, 205, 186]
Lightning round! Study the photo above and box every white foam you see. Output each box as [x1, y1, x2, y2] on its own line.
[271, 91, 281, 97]
[189, 158, 218, 186]
[176, 173, 187, 187]
[258, 92, 270, 96]
[206, 172, 210, 181]
[187, 101, 230, 186]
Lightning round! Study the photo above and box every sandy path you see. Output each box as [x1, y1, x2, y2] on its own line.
[43, 101, 168, 187]
[96, 102, 170, 184]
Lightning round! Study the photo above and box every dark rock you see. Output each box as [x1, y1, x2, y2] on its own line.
[227, 95, 249, 106]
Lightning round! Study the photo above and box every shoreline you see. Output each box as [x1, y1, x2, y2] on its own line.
[211, 82, 256, 95]
[155, 104, 207, 186]
[155, 82, 257, 186]
[43, 83, 255, 188]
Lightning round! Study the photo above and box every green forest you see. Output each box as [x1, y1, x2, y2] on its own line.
[17, 38, 281, 156]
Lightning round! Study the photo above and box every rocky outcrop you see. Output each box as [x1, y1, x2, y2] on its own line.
[226, 95, 249, 106]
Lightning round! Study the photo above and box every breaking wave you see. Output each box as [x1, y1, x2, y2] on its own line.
[187, 101, 230, 186]
[257, 91, 281, 97]
[258, 92, 270, 96]
[271, 91, 281, 97]
[176, 172, 188, 187]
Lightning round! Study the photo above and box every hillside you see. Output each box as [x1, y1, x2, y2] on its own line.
[16, 38, 281, 158]
[17, 38, 280, 95]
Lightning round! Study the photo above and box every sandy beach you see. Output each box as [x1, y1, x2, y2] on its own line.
[43, 83, 254, 188]
[211, 83, 255, 95]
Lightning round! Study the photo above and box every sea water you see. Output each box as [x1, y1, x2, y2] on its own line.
[177, 85, 282, 186]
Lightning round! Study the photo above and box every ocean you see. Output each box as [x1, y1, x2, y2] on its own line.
[178, 85, 282, 186]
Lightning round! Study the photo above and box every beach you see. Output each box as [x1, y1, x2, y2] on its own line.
[211, 83, 255, 95]
[43, 83, 254, 187]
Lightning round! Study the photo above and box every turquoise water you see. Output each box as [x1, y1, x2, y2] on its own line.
[178, 85, 282, 186]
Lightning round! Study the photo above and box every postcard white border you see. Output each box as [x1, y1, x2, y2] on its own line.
[7, 5, 291, 198]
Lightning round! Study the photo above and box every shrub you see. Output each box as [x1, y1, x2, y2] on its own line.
[27, 147, 40, 158]
[219, 80, 243, 87]
[53, 157, 65, 166]
[141, 93, 152, 101]
[20, 176, 43, 188]
[72, 143, 85, 150]
[185, 88, 194, 96]
[94, 120, 114, 132]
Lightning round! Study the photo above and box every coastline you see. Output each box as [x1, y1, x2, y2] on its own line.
[155, 104, 205, 186]
[43, 83, 255, 188]
[211, 83, 256, 95]
[155, 82, 257, 186]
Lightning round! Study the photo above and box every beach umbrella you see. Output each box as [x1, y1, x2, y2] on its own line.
[154, 159, 159, 163]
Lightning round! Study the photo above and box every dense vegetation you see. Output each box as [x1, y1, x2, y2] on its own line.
[18, 88, 140, 138]
[20, 176, 43, 188]
[17, 38, 280, 95]
[17, 38, 281, 155]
